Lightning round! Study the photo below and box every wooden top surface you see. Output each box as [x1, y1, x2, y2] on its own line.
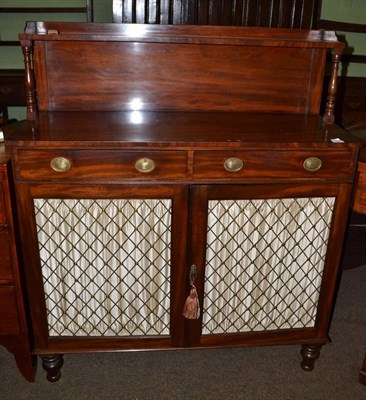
[21, 22, 344, 49]
[4, 111, 361, 150]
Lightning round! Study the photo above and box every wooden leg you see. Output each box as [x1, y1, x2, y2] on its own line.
[11, 345, 37, 382]
[41, 354, 64, 382]
[300, 344, 322, 371]
[0, 336, 36, 382]
[359, 353, 366, 384]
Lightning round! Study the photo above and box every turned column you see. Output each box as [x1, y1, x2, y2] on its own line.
[323, 48, 342, 125]
[20, 40, 37, 121]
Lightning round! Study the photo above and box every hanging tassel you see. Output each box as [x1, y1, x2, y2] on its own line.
[182, 284, 200, 319]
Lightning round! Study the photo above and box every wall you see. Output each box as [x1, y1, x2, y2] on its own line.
[0, 0, 113, 69]
[321, 0, 366, 77]
[0, 0, 113, 119]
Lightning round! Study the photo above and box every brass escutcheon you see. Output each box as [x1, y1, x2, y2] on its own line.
[303, 157, 322, 172]
[189, 264, 197, 283]
[135, 158, 156, 173]
[50, 157, 71, 172]
[224, 157, 244, 172]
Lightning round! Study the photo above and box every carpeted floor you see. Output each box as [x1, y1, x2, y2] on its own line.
[0, 265, 365, 400]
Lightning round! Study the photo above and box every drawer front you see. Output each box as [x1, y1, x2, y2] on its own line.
[0, 181, 6, 224]
[16, 149, 188, 181]
[0, 286, 20, 335]
[0, 229, 13, 280]
[351, 149, 366, 214]
[193, 150, 354, 180]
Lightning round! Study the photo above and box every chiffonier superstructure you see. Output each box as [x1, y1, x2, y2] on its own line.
[3, 21, 363, 381]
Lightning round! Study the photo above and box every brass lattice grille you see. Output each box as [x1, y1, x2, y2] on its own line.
[34, 198, 172, 337]
[202, 197, 335, 335]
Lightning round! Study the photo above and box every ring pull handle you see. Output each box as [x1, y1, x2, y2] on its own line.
[224, 157, 244, 172]
[303, 157, 322, 172]
[135, 158, 156, 173]
[50, 157, 71, 172]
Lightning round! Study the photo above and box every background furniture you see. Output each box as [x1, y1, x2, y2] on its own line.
[0, 142, 35, 382]
[113, 0, 320, 27]
[0, 1, 93, 47]
[316, 17, 366, 131]
[0, 1, 93, 125]
[4, 21, 361, 382]
[0, 69, 25, 126]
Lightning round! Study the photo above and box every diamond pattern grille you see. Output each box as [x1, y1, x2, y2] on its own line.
[202, 197, 335, 335]
[34, 198, 172, 337]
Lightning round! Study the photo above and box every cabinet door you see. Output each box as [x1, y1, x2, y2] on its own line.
[16, 184, 188, 351]
[187, 183, 350, 347]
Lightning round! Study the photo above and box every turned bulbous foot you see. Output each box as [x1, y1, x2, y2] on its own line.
[300, 344, 322, 371]
[41, 354, 64, 382]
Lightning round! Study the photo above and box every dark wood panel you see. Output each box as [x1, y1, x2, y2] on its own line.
[0, 180, 6, 223]
[40, 41, 323, 113]
[0, 230, 13, 280]
[0, 152, 36, 381]
[0, 286, 20, 335]
[0, 69, 26, 125]
[331, 76, 366, 131]
[352, 148, 366, 215]
[113, 0, 319, 28]
[0, 70, 26, 108]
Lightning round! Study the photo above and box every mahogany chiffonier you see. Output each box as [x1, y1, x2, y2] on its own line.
[3, 21, 362, 381]
[0, 140, 35, 381]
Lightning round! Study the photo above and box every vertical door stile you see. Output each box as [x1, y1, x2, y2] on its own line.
[185, 185, 209, 346]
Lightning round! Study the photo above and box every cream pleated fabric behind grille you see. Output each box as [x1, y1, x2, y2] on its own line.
[34, 198, 172, 337]
[34, 195, 335, 338]
[202, 197, 335, 335]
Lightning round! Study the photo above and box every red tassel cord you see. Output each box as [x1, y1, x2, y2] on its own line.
[182, 285, 200, 319]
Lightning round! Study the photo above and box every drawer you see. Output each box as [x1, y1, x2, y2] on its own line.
[0, 286, 20, 335]
[16, 149, 188, 181]
[0, 228, 13, 280]
[193, 150, 354, 180]
[0, 181, 6, 224]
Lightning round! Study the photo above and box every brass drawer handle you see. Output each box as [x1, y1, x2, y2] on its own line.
[303, 157, 322, 172]
[50, 157, 71, 172]
[135, 158, 156, 173]
[224, 157, 244, 172]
